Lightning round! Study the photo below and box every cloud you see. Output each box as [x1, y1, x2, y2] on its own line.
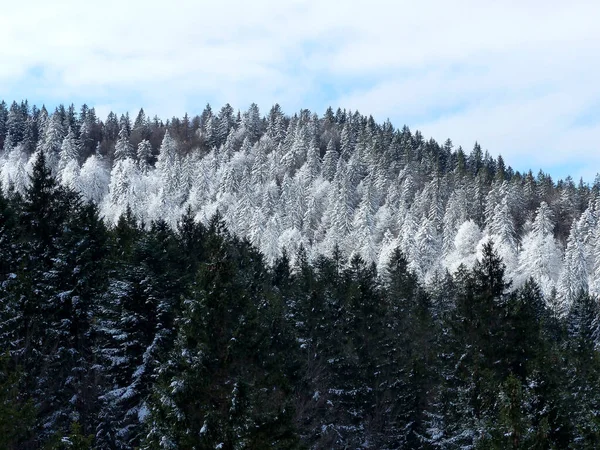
[1, 0, 600, 180]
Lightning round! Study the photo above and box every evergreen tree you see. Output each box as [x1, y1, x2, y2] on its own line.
[144, 225, 298, 449]
[41, 200, 109, 437]
[155, 129, 183, 214]
[136, 139, 152, 173]
[58, 126, 81, 173]
[79, 152, 109, 204]
[557, 224, 589, 316]
[440, 241, 511, 448]
[114, 125, 135, 162]
[517, 201, 562, 297]
[1, 150, 80, 442]
[35, 111, 65, 174]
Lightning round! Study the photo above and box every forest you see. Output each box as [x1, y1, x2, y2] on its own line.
[0, 100, 600, 448]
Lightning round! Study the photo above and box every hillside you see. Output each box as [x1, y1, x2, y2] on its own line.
[1, 100, 600, 448]
[1, 100, 596, 313]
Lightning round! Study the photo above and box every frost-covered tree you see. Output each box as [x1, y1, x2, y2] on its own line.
[399, 208, 419, 268]
[517, 202, 562, 297]
[1, 145, 29, 194]
[266, 103, 286, 143]
[340, 122, 354, 160]
[60, 159, 80, 191]
[589, 223, 600, 296]
[350, 176, 378, 263]
[575, 204, 597, 272]
[5, 101, 26, 146]
[324, 167, 354, 255]
[136, 139, 152, 174]
[300, 137, 321, 184]
[58, 126, 81, 175]
[103, 157, 140, 223]
[444, 219, 482, 274]
[557, 223, 589, 316]
[485, 196, 518, 278]
[151, 129, 183, 224]
[321, 139, 338, 182]
[79, 153, 109, 204]
[251, 138, 272, 184]
[114, 125, 135, 162]
[240, 102, 262, 143]
[35, 111, 65, 174]
[412, 215, 442, 282]
[442, 188, 469, 257]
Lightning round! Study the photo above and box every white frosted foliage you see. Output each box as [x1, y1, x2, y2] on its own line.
[517, 202, 562, 298]
[444, 220, 482, 274]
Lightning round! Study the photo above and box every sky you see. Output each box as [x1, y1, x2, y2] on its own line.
[2, 0, 600, 181]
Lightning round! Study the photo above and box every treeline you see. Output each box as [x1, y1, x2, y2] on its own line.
[2, 99, 600, 315]
[2, 152, 600, 448]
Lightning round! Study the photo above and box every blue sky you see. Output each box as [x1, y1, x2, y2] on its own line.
[2, 0, 600, 182]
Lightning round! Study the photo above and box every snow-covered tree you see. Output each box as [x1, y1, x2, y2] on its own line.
[321, 139, 338, 182]
[557, 224, 589, 316]
[442, 188, 469, 257]
[1, 145, 29, 194]
[350, 176, 379, 263]
[484, 196, 518, 278]
[151, 129, 183, 224]
[444, 219, 482, 274]
[79, 153, 110, 204]
[136, 139, 152, 173]
[103, 158, 140, 223]
[58, 126, 80, 175]
[114, 125, 135, 161]
[517, 202, 562, 297]
[412, 215, 442, 282]
[35, 111, 65, 174]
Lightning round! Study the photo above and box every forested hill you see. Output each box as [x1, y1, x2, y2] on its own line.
[0, 100, 597, 313]
[1, 100, 600, 448]
[1, 145, 600, 448]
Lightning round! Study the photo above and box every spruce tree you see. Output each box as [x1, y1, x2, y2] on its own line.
[144, 225, 298, 449]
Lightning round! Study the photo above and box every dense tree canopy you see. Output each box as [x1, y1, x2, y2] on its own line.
[0, 100, 600, 448]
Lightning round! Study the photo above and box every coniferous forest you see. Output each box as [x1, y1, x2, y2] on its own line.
[1, 100, 600, 448]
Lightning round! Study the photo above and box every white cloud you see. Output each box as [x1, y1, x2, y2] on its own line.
[1, 0, 600, 179]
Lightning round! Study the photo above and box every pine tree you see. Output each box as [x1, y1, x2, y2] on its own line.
[557, 224, 589, 316]
[383, 248, 438, 448]
[1, 150, 81, 442]
[36, 111, 65, 174]
[517, 202, 562, 297]
[241, 103, 262, 143]
[321, 139, 338, 182]
[104, 157, 140, 223]
[41, 200, 109, 437]
[488, 196, 518, 277]
[96, 217, 185, 448]
[58, 126, 81, 173]
[215, 103, 235, 147]
[144, 228, 298, 449]
[0, 101, 8, 150]
[442, 188, 469, 258]
[444, 219, 482, 274]
[79, 153, 109, 204]
[440, 241, 512, 448]
[136, 139, 152, 173]
[1, 145, 29, 194]
[155, 129, 183, 214]
[6, 100, 26, 145]
[114, 125, 135, 162]
[563, 292, 600, 445]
